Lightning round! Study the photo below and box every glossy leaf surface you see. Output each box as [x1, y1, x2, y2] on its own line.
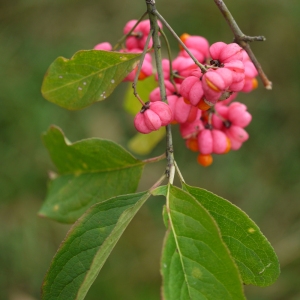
[183, 183, 280, 286]
[42, 191, 150, 300]
[39, 126, 144, 223]
[42, 50, 141, 110]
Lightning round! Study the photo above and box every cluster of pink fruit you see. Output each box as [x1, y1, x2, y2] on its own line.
[94, 19, 258, 166]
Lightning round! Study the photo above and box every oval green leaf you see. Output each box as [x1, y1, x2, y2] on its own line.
[39, 126, 145, 223]
[161, 185, 245, 300]
[183, 183, 280, 287]
[42, 191, 151, 300]
[41, 50, 141, 110]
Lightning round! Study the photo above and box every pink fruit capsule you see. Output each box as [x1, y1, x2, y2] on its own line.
[179, 119, 204, 139]
[123, 20, 139, 35]
[133, 101, 172, 134]
[168, 95, 200, 124]
[150, 101, 173, 126]
[202, 71, 226, 103]
[224, 60, 245, 83]
[144, 109, 162, 131]
[214, 68, 233, 89]
[93, 42, 112, 51]
[179, 34, 210, 62]
[197, 129, 213, 155]
[134, 112, 152, 134]
[227, 103, 252, 128]
[209, 42, 227, 60]
[212, 129, 228, 154]
[227, 125, 249, 143]
[219, 43, 243, 63]
[180, 75, 204, 106]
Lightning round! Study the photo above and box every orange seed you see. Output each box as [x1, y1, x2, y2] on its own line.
[186, 138, 199, 152]
[197, 154, 213, 167]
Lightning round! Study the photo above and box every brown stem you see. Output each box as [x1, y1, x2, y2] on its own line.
[214, 0, 272, 90]
[149, 173, 167, 193]
[146, 0, 175, 183]
[143, 153, 166, 164]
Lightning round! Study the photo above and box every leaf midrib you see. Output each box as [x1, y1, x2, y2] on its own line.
[166, 186, 193, 300]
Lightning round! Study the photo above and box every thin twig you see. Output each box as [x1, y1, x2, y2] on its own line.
[153, 10, 207, 74]
[159, 28, 179, 93]
[213, 0, 272, 90]
[243, 35, 266, 42]
[132, 29, 153, 106]
[149, 173, 167, 193]
[143, 153, 166, 164]
[174, 161, 185, 183]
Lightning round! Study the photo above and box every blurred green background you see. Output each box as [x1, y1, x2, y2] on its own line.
[1, 0, 300, 299]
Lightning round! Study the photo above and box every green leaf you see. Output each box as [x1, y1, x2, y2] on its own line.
[41, 50, 141, 110]
[128, 127, 165, 155]
[161, 185, 245, 300]
[39, 126, 144, 223]
[151, 185, 167, 197]
[162, 205, 169, 228]
[42, 191, 151, 300]
[123, 75, 158, 115]
[183, 183, 280, 287]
